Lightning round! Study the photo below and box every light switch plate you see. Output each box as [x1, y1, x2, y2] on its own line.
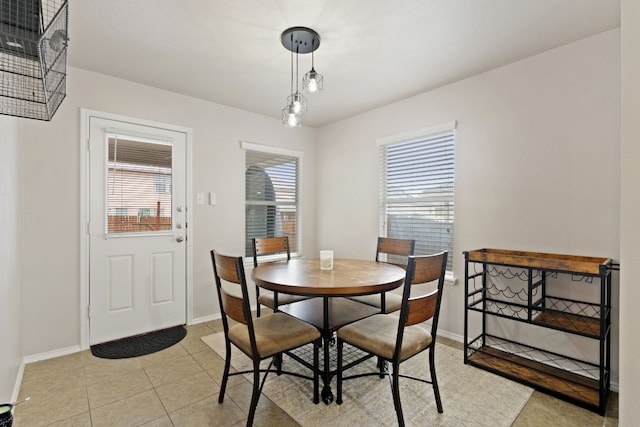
[209, 192, 216, 205]
[196, 192, 205, 205]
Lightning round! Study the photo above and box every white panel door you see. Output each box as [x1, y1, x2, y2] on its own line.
[88, 117, 187, 345]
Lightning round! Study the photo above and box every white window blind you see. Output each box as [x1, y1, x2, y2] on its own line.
[106, 135, 173, 234]
[244, 143, 300, 257]
[379, 125, 455, 271]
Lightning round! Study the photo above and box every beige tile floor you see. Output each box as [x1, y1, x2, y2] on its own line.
[13, 319, 618, 427]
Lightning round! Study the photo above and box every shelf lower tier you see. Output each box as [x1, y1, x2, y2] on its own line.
[467, 344, 606, 414]
[532, 309, 600, 337]
[471, 297, 602, 338]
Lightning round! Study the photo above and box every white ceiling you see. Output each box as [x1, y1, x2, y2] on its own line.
[68, 1, 620, 127]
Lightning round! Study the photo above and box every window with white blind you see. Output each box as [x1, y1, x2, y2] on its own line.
[106, 135, 173, 234]
[378, 122, 456, 271]
[243, 141, 301, 258]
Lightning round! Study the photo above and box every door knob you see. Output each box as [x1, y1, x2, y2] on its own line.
[176, 236, 185, 242]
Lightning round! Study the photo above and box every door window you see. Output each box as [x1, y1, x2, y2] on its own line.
[106, 135, 173, 234]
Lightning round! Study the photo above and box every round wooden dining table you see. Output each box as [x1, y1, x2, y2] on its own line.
[252, 258, 406, 404]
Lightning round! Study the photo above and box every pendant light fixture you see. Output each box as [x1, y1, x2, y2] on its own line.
[303, 48, 323, 94]
[282, 40, 305, 127]
[281, 27, 322, 128]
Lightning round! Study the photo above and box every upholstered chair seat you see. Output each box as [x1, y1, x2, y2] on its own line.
[257, 292, 308, 311]
[347, 292, 403, 313]
[229, 312, 321, 358]
[337, 314, 432, 362]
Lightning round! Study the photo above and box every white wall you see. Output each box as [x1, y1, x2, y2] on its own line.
[20, 67, 318, 356]
[317, 30, 620, 383]
[620, 0, 639, 424]
[0, 115, 22, 401]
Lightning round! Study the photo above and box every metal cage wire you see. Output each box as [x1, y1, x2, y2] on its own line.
[0, 0, 68, 120]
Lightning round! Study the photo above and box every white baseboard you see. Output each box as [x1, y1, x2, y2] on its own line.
[11, 362, 24, 403]
[191, 313, 222, 325]
[192, 307, 260, 326]
[438, 329, 463, 343]
[23, 345, 84, 365]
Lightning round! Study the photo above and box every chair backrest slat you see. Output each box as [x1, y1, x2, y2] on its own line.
[406, 290, 438, 326]
[411, 256, 445, 285]
[220, 289, 248, 324]
[376, 237, 415, 267]
[252, 236, 291, 267]
[215, 253, 241, 283]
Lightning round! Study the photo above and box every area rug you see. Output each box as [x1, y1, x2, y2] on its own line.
[91, 325, 187, 359]
[202, 333, 533, 427]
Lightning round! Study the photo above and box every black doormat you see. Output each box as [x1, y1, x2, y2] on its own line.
[90, 325, 187, 359]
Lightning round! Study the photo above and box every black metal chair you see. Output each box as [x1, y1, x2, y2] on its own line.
[348, 237, 415, 313]
[211, 250, 322, 426]
[252, 236, 310, 316]
[336, 252, 448, 427]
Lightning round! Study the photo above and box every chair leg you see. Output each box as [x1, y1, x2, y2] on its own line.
[336, 338, 343, 405]
[429, 345, 443, 413]
[377, 357, 388, 378]
[247, 359, 262, 427]
[313, 338, 321, 404]
[275, 353, 283, 375]
[391, 362, 405, 427]
[219, 342, 232, 403]
[255, 285, 261, 317]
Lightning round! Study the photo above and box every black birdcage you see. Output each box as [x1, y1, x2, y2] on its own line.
[0, 0, 68, 120]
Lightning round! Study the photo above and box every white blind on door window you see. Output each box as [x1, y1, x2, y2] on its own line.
[379, 126, 455, 271]
[107, 135, 173, 234]
[245, 145, 299, 257]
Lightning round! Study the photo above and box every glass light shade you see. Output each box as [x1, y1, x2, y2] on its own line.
[282, 104, 303, 127]
[286, 92, 307, 114]
[303, 68, 323, 93]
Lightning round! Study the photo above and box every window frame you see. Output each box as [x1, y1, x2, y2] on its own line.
[377, 121, 456, 274]
[241, 141, 303, 261]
